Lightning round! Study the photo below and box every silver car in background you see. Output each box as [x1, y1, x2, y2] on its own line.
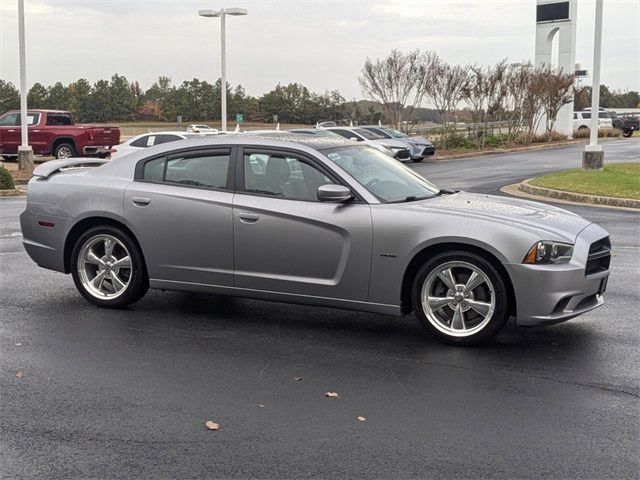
[20, 135, 610, 345]
[361, 125, 435, 162]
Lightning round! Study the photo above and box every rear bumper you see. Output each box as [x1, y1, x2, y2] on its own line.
[82, 145, 113, 156]
[20, 206, 68, 273]
[506, 223, 610, 327]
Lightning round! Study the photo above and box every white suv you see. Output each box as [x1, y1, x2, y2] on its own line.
[573, 108, 613, 131]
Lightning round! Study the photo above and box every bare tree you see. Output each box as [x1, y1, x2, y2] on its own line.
[536, 65, 575, 139]
[461, 60, 508, 148]
[501, 62, 534, 146]
[359, 49, 428, 130]
[423, 54, 469, 149]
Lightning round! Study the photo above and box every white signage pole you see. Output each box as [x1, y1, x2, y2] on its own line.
[17, 0, 33, 171]
[583, 0, 604, 170]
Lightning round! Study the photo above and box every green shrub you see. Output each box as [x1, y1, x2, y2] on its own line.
[0, 166, 15, 190]
[435, 131, 476, 150]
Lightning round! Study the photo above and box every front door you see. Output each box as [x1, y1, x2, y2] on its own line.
[124, 147, 235, 286]
[233, 148, 372, 301]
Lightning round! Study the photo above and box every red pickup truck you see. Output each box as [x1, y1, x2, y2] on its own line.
[0, 109, 120, 159]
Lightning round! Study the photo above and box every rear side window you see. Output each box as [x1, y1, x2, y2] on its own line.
[46, 113, 72, 126]
[131, 135, 154, 148]
[331, 129, 362, 141]
[155, 134, 182, 144]
[142, 151, 231, 190]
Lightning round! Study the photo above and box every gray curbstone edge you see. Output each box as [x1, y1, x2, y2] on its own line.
[516, 178, 640, 210]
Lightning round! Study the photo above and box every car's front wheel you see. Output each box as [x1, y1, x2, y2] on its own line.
[71, 226, 148, 308]
[412, 251, 510, 345]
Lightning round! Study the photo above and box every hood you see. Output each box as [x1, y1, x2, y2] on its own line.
[375, 139, 410, 149]
[398, 192, 592, 243]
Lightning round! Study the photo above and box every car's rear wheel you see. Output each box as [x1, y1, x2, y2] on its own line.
[71, 226, 148, 308]
[411, 251, 510, 345]
[54, 142, 76, 159]
[411, 157, 424, 163]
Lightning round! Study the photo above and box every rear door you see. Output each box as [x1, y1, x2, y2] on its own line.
[0, 112, 20, 155]
[232, 147, 372, 301]
[124, 147, 235, 286]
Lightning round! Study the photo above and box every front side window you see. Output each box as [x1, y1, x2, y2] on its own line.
[243, 151, 335, 201]
[142, 151, 231, 189]
[0, 113, 19, 126]
[381, 127, 407, 139]
[324, 145, 439, 203]
[582, 112, 591, 119]
[0, 113, 40, 126]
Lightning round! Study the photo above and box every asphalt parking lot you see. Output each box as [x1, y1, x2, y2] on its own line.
[1, 139, 638, 479]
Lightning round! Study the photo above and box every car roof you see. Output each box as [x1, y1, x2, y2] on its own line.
[5, 109, 70, 114]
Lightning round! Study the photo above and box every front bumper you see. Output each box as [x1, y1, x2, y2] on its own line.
[410, 145, 435, 159]
[506, 223, 610, 326]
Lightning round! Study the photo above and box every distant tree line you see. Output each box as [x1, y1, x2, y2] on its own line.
[0, 70, 637, 129]
[0, 75, 359, 124]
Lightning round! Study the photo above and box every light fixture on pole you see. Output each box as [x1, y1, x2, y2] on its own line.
[199, 7, 247, 132]
[583, 0, 604, 171]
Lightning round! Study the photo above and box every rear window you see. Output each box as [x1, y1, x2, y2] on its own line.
[46, 113, 72, 126]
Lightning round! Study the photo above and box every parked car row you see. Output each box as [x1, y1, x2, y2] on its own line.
[109, 125, 436, 162]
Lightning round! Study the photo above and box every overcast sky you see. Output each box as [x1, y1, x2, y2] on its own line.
[1, 0, 638, 100]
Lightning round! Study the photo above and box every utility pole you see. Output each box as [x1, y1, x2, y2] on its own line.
[583, 0, 604, 170]
[17, 0, 34, 171]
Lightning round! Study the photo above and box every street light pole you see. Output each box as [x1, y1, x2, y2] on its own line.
[17, 0, 34, 171]
[199, 7, 247, 132]
[583, 0, 604, 171]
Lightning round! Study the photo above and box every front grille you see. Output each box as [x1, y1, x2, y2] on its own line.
[395, 149, 410, 160]
[422, 146, 435, 156]
[585, 236, 611, 276]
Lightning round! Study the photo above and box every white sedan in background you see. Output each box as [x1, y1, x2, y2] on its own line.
[186, 124, 218, 133]
[110, 132, 203, 159]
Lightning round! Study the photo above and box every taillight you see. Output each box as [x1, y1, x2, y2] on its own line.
[87, 129, 95, 141]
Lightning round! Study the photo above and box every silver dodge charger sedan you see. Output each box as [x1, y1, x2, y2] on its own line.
[20, 135, 611, 345]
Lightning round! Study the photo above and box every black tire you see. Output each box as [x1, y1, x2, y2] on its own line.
[71, 225, 148, 308]
[54, 142, 76, 159]
[622, 129, 633, 138]
[411, 157, 425, 163]
[411, 250, 510, 346]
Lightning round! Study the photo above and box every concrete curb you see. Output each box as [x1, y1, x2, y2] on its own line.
[501, 179, 640, 211]
[0, 188, 24, 197]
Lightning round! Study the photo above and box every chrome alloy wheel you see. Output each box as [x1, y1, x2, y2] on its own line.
[77, 235, 132, 299]
[420, 261, 496, 338]
[56, 145, 73, 158]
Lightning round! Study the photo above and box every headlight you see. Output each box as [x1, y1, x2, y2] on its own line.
[523, 241, 574, 264]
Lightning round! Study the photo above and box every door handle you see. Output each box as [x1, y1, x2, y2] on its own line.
[238, 212, 259, 223]
[132, 196, 151, 206]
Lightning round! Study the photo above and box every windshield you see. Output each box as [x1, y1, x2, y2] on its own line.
[323, 145, 440, 203]
[381, 127, 408, 139]
[353, 128, 385, 140]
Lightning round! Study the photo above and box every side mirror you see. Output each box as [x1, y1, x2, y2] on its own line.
[317, 184, 353, 203]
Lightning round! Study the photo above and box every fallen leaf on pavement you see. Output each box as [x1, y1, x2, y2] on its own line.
[324, 391, 339, 398]
[15, 343, 22, 346]
[205, 420, 219, 430]
[15, 372, 24, 379]
[258, 404, 265, 408]
[293, 377, 303, 381]
[357, 416, 366, 422]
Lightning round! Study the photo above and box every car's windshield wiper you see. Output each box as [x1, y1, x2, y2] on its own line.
[391, 189, 456, 203]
